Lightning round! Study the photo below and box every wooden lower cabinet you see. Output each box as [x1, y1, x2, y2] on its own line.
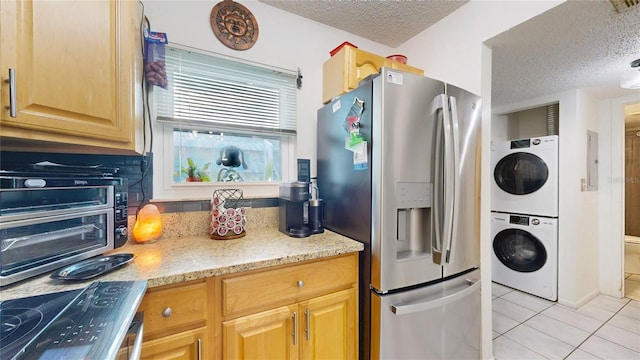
[140, 328, 206, 360]
[223, 288, 356, 360]
[135, 253, 359, 360]
[301, 289, 357, 360]
[217, 253, 359, 360]
[137, 279, 213, 360]
[223, 304, 298, 359]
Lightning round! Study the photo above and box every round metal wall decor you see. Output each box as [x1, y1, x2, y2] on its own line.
[210, 0, 259, 50]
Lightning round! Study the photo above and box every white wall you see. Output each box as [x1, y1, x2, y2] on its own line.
[142, 0, 395, 179]
[569, 90, 600, 305]
[491, 114, 510, 143]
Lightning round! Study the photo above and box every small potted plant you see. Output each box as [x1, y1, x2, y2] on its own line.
[181, 157, 211, 182]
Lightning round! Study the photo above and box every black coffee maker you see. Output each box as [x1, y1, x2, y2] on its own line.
[278, 181, 311, 237]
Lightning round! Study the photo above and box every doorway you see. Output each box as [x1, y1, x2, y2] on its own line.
[624, 102, 640, 301]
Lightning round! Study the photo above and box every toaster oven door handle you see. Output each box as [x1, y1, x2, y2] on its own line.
[128, 312, 144, 360]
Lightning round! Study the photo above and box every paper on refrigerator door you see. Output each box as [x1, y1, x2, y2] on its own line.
[353, 141, 368, 171]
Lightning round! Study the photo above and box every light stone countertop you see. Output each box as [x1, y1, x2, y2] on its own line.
[0, 228, 363, 301]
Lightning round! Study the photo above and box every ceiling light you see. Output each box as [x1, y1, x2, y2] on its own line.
[620, 77, 640, 89]
[620, 58, 640, 89]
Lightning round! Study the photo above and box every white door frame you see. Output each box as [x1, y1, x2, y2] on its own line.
[598, 93, 640, 297]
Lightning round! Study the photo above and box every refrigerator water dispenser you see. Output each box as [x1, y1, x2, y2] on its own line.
[395, 182, 433, 261]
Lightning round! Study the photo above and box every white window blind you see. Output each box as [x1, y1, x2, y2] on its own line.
[155, 46, 297, 135]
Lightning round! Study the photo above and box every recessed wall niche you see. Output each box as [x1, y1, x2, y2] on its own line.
[504, 103, 559, 140]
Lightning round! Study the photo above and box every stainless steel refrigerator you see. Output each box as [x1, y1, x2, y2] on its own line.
[317, 67, 482, 359]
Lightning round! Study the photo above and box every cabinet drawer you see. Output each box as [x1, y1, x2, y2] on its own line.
[222, 254, 357, 316]
[138, 281, 208, 338]
[140, 327, 207, 360]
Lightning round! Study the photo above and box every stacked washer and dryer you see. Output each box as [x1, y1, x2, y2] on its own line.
[491, 135, 559, 301]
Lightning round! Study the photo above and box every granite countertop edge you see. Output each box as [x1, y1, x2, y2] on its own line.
[0, 228, 363, 301]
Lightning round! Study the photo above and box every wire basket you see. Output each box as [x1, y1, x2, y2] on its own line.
[210, 189, 247, 240]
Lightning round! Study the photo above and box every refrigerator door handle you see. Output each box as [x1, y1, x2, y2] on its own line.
[390, 278, 480, 315]
[431, 94, 447, 262]
[445, 96, 461, 263]
[441, 95, 455, 265]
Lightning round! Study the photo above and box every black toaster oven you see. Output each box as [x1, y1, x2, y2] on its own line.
[0, 167, 128, 287]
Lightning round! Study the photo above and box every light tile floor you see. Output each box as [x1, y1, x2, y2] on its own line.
[626, 273, 640, 302]
[492, 282, 640, 360]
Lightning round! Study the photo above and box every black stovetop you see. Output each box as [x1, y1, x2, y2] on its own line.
[0, 290, 81, 360]
[0, 281, 147, 360]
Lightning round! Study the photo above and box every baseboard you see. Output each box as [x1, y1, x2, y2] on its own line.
[558, 289, 600, 309]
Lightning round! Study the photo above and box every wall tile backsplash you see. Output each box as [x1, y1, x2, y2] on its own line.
[127, 207, 278, 240]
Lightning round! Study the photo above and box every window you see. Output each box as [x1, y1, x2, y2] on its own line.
[152, 46, 297, 200]
[172, 130, 282, 182]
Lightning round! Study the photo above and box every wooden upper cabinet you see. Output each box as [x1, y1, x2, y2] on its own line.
[0, 0, 141, 153]
[322, 46, 424, 104]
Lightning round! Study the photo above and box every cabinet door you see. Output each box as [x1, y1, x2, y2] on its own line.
[0, 0, 137, 149]
[223, 304, 298, 360]
[300, 288, 357, 360]
[140, 327, 206, 360]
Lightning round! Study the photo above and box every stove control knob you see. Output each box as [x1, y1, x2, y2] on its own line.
[162, 307, 173, 318]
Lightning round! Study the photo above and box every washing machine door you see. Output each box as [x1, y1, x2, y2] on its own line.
[494, 153, 549, 195]
[493, 228, 547, 272]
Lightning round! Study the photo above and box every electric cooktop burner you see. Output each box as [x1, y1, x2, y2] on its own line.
[0, 281, 146, 360]
[0, 290, 81, 360]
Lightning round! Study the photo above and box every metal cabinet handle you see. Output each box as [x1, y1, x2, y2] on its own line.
[5, 69, 16, 117]
[304, 308, 310, 341]
[292, 312, 298, 345]
[197, 338, 202, 360]
[128, 314, 144, 360]
[162, 307, 173, 317]
[297, 280, 304, 288]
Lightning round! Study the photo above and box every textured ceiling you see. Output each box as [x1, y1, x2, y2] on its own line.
[260, 0, 640, 124]
[259, 0, 467, 48]
[487, 0, 640, 109]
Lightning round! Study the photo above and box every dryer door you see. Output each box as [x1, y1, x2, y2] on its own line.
[494, 153, 549, 195]
[493, 228, 547, 272]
